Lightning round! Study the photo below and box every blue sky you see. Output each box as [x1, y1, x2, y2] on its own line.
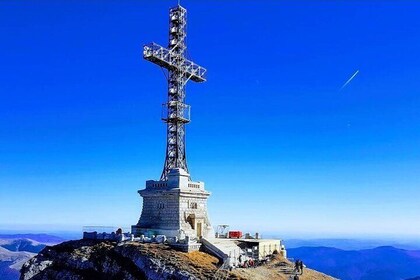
[0, 1, 419, 239]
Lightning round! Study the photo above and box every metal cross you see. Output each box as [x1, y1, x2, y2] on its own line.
[143, 5, 206, 180]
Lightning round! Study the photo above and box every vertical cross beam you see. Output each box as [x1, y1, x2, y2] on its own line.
[143, 5, 207, 180]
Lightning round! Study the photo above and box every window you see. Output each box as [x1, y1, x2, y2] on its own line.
[157, 202, 165, 209]
[190, 202, 198, 209]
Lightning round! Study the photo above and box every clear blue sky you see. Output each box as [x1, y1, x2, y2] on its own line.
[0, 1, 419, 239]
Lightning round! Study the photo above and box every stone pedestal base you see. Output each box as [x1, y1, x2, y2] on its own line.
[132, 168, 213, 240]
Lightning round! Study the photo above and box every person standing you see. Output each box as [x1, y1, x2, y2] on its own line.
[299, 260, 304, 275]
[294, 260, 300, 273]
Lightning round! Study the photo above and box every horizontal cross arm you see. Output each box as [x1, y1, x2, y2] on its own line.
[143, 43, 206, 83]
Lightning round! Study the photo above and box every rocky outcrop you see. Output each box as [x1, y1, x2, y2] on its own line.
[20, 240, 218, 280]
[20, 240, 336, 280]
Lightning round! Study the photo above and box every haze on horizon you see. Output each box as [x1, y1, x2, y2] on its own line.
[0, 1, 419, 239]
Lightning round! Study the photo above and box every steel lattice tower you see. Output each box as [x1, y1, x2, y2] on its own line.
[143, 5, 206, 180]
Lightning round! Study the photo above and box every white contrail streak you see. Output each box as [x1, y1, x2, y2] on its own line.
[340, 70, 359, 90]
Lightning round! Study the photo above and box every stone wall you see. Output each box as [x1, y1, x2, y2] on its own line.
[132, 168, 213, 240]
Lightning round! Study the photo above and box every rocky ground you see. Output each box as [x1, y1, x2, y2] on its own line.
[232, 256, 335, 280]
[20, 239, 336, 280]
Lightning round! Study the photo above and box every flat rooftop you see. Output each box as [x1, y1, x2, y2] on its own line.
[214, 238, 281, 243]
[236, 238, 281, 243]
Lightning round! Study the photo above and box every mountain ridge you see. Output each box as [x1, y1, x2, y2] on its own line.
[0, 234, 65, 244]
[283, 238, 420, 250]
[0, 234, 62, 280]
[288, 245, 420, 280]
[20, 239, 336, 280]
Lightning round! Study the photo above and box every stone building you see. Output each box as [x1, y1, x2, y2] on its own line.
[132, 168, 213, 239]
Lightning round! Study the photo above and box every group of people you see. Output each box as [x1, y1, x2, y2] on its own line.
[294, 259, 304, 274]
[238, 255, 256, 268]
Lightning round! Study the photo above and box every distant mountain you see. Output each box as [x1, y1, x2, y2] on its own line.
[0, 234, 64, 280]
[0, 234, 65, 244]
[0, 239, 47, 253]
[0, 247, 35, 280]
[288, 246, 420, 280]
[0, 261, 20, 280]
[284, 238, 420, 250]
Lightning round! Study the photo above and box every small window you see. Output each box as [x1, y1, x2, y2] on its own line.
[190, 202, 198, 209]
[157, 202, 165, 209]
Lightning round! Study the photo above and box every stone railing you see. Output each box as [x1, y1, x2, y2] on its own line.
[188, 183, 201, 189]
[146, 181, 168, 188]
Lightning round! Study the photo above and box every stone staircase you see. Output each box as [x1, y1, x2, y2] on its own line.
[201, 238, 243, 267]
[212, 258, 231, 280]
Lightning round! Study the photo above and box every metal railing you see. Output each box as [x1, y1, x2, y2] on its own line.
[83, 226, 130, 233]
[143, 43, 207, 82]
[161, 102, 191, 123]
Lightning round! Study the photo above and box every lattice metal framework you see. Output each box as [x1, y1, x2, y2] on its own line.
[143, 5, 206, 180]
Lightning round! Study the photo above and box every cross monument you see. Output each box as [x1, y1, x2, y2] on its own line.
[132, 5, 213, 240]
